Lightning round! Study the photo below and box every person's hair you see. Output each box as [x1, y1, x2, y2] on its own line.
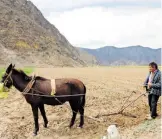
[149, 62, 158, 69]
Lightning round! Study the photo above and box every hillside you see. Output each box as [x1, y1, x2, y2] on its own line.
[0, 0, 97, 67]
[81, 45, 161, 66]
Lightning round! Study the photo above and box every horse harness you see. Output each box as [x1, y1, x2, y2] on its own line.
[3, 69, 13, 86]
[23, 76, 36, 94]
[3, 68, 85, 98]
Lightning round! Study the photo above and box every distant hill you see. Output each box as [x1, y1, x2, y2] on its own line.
[80, 45, 161, 66]
[0, 0, 97, 67]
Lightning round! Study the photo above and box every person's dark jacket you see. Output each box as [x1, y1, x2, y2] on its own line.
[144, 69, 161, 96]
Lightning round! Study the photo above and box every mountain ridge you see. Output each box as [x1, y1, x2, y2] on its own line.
[80, 45, 161, 66]
[80, 45, 161, 50]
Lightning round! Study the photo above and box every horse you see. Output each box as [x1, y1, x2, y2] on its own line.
[1, 64, 86, 136]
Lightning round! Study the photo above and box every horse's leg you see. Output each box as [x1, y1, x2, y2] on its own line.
[78, 107, 84, 128]
[69, 100, 79, 128]
[78, 96, 85, 128]
[39, 104, 48, 128]
[79, 96, 85, 128]
[31, 104, 39, 136]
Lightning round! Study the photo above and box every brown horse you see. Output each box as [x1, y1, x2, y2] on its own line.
[1, 64, 86, 136]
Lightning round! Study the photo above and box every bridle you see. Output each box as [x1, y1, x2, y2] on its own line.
[3, 68, 14, 86]
[3, 66, 36, 93]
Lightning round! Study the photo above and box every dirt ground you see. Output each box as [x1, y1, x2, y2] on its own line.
[0, 67, 161, 139]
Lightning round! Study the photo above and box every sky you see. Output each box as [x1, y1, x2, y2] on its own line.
[30, 0, 161, 49]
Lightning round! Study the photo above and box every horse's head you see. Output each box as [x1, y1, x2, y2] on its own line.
[1, 63, 15, 88]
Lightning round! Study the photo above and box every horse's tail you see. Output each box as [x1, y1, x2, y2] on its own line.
[83, 84, 86, 95]
[81, 84, 86, 107]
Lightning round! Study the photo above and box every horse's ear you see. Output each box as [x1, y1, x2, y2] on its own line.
[13, 64, 15, 68]
[9, 63, 12, 68]
[6, 64, 13, 73]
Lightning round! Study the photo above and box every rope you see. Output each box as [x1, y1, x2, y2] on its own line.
[4, 69, 148, 122]
[3, 68, 150, 124]
[22, 86, 146, 120]
[22, 91, 85, 98]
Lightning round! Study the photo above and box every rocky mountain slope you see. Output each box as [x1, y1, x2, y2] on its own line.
[0, 0, 97, 67]
[81, 45, 161, 66]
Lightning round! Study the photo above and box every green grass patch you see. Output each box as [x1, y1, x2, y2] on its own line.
[0, 91, 8, 99]
[21, 67, 34, 75]
[0, 67, 34, 99]
[0, 84, 9, 99]
[0, 68, 5, 80]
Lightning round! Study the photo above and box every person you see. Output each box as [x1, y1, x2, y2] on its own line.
[143, 62, 161, 119]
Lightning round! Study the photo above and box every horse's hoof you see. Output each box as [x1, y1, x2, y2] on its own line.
[44, 121, 48, 128]
[33, 129, 38, 136]
[78, 125, 83, 128]
[69, 123, 74, 129]
[33, 132, 37, 136]
[69, 125, 74, 129]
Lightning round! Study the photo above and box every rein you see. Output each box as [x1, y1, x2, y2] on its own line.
[3, 67, 147, 124]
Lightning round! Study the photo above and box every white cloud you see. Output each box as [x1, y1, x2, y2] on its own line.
[30, 0, 160, 10]
[47, 7, 161, 49]
[30, 0, 160, 15]
[29, 0, 161, 48]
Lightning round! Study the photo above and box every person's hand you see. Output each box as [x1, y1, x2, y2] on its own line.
[143, 85, 146, 89]
[148, 82, 152, 88]
[143, 84, 146, 87]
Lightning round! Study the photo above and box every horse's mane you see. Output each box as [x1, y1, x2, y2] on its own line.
[14, 69, 32, 80]
[14, 69, 28, 76]
[35, 76, 47, 81]
[14, 69, 48, 81]
[19, 70, 28, 76]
